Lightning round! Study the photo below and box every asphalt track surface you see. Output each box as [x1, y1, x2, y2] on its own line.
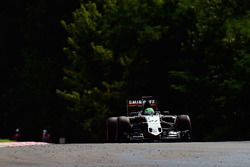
[0, 141, 250, 167]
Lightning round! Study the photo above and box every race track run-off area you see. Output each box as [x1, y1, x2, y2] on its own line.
[0, 142, 250, 167]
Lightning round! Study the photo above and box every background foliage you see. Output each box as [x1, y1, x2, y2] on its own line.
[1, 0, 250, 142]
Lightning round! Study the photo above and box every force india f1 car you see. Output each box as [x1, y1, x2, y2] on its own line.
[106, 96, 192, 142]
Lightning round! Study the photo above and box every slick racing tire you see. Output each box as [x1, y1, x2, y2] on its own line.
[175, 115, 192, 141]
[106, 117, 118, 142]
[117, 116, 131, 142]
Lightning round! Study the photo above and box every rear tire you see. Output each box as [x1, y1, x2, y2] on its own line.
[106, 117, 118, 142]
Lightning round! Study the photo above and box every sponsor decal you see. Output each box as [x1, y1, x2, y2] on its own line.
[128, 99, 157, 106]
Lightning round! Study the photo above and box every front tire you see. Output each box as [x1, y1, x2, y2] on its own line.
[175, 115, 192, 141]
[106, 117, 118, 142]
[117, 116, 131, 142]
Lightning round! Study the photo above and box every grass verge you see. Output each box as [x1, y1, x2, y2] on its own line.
[0, 139, 14, 142]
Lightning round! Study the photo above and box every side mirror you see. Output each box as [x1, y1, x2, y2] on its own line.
[129, 111, 140, 116]
[162, 111, 170, 115]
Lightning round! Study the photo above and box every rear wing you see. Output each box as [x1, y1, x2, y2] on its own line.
[126, 96, 158, 116]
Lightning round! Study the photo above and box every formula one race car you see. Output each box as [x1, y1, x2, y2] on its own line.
[106, 96, 192, 142]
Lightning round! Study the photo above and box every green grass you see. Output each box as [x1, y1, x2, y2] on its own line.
[0, 139, 15, 142]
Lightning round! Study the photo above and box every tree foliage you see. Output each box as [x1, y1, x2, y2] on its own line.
[60, 0, 250, 141]
[2, 0, 250, 142]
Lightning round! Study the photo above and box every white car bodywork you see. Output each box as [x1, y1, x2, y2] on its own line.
[144, 114, 162, 136]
